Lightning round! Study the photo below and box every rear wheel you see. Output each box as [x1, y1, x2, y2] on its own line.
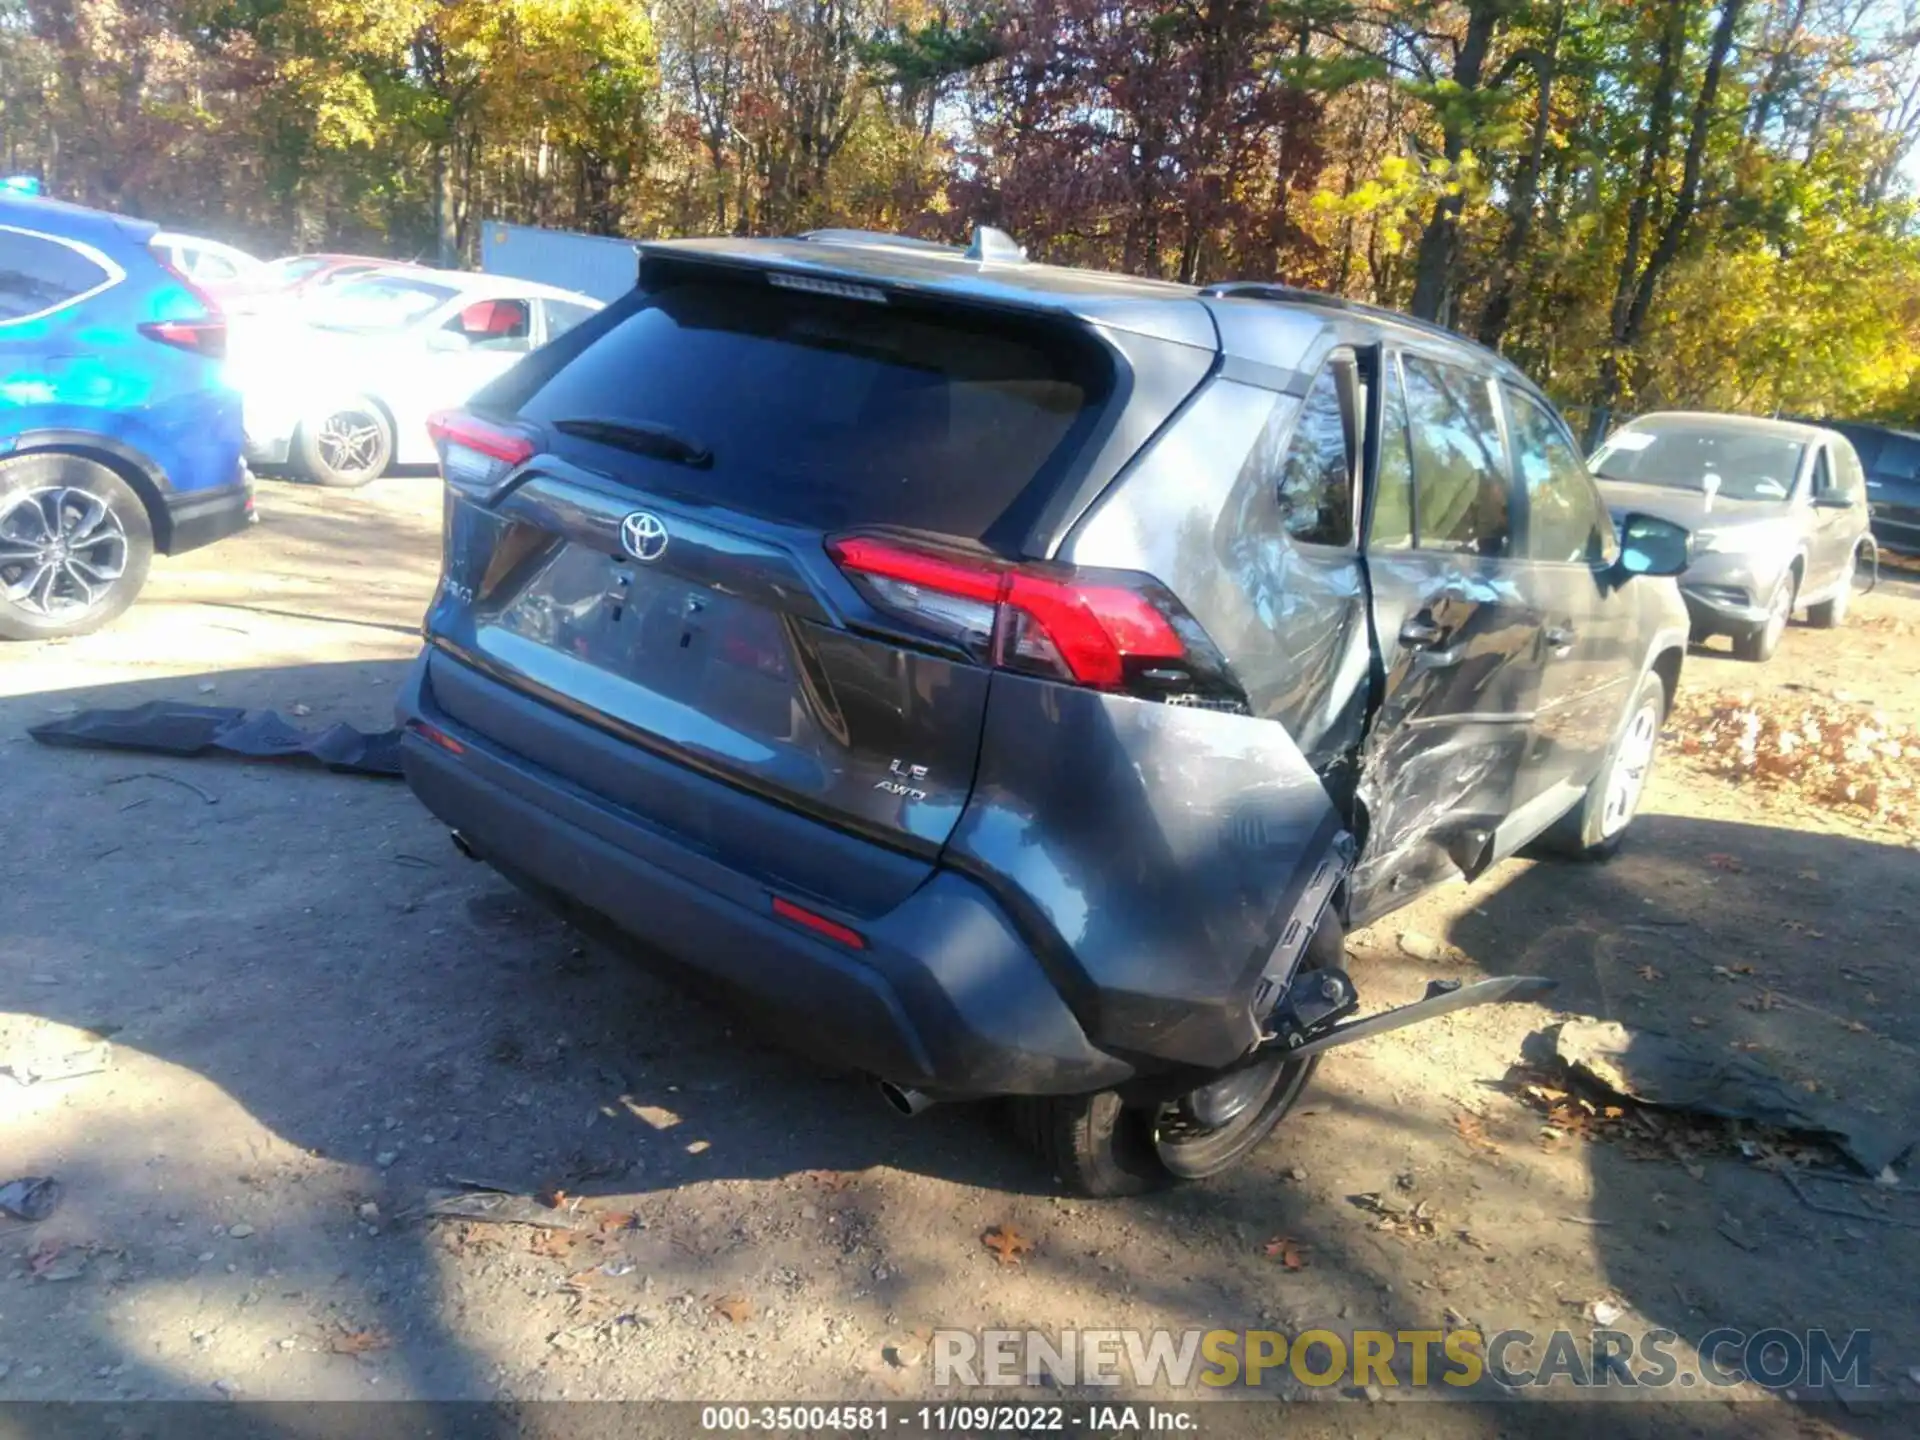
[1010, 917, 1342, 1197]
[1732, 572, 1795, 662]
[295, 402, 393, 488]
[0, 453, 153, 640]
[1805, 550, 1856, 629]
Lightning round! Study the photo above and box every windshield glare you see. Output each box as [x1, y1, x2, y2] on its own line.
[1592, 423, 1805, 502]
[308, 275, 456, 333]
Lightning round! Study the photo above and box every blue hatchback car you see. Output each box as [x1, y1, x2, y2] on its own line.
[1, 192, 252, 638]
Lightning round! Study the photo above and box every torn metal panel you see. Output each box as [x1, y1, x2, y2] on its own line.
[1538, 1019, 1913, 1177]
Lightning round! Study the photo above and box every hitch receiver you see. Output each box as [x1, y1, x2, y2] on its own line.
[1265, 974, 1557, 1062]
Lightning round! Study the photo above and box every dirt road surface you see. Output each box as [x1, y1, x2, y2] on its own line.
[4, 478, 1918, 1438]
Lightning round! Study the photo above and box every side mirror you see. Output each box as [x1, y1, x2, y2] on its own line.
[1813, 491, 1856, 510]
[1615, 513, 1691, 579]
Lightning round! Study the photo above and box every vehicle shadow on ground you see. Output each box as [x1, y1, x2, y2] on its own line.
[1446, 812, 1917, 1430]
[2, 659, 1910, 1434]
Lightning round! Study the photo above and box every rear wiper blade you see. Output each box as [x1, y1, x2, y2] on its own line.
[552, 417, 713, 470]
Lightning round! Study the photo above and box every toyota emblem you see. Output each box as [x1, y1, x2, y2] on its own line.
[620, 511, 669, 563]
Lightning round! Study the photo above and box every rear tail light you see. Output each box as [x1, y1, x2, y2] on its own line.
[827, 535, 1247, 706]
[427, 409, 540, 496]
[142, 248, 228, 359]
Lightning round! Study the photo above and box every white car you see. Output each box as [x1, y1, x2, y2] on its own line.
[233, 268, 602, 487]
[151, 231, 266, 292]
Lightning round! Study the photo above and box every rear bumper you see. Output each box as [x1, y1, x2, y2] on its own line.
[395, 650, 1131, 1099]
[162, 473, 255, 556]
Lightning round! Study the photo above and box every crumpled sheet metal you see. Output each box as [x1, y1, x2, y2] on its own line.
[28, 701, 403, 778]
[1541, 1018, 1911, 1176]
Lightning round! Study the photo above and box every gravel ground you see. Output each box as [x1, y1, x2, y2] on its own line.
[3, 476, 1918, 1438]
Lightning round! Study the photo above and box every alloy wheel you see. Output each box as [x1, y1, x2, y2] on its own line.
[316, 409, 387, 480]
[1600, 700, 1660, 839]
[0, 486, 131, 620]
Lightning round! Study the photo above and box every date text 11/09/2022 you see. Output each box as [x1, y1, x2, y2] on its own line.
[699, 1406, 1187, 1432]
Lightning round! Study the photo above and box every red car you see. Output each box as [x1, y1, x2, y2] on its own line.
[220, 253, 424, 314]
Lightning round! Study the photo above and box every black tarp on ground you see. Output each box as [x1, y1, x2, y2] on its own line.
[28, 701, 404, 778]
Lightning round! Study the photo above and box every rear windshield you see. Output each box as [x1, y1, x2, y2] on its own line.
[509, 277, 1108, 538]
[1592, 421, 1805, 503]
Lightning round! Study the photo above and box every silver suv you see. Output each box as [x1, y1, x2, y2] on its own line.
[1590, 412, 1871, 661]
[397, 229, 1695, 1193]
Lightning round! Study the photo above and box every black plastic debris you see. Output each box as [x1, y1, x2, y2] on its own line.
[1532, 1019, 1912, 1177]
[0, 1176, 63, 1223]
[29, 702, 403, 778]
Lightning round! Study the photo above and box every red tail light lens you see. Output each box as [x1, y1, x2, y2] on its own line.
[427, 410, 540, 496]
[827, 535, 1241, 703]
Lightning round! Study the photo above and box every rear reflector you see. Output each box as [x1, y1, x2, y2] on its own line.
[404, 719, 467, 755]
[427, 410, 540, 495]
[771, 895, 867, 949]
[827, 535, 1222, 697]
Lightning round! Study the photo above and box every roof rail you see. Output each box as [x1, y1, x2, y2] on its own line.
[1200, 281, 1467, 347]
[796, 228, 960, 255]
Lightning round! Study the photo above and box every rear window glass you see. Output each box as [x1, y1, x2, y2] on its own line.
[0, 229, 111, 322]
[512, 278, 1107, 538]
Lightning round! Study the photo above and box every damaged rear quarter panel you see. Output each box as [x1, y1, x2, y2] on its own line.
[944, 674, 1346, 1071]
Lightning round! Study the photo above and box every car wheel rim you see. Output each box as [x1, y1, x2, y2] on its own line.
[316, 410, 384, 478]
[1764, 580, 1792, 646]
[1151, 1049, 1315, 1179]
[0, 486, 130, 620]
[1600, 700, 1660, 839]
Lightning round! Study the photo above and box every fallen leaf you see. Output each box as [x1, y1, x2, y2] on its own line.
[529, 1229, 582, 1259]
[1741, 990, 1784, 1012]
[539, 1186, 571, 1210]
[711, 1294, 753, 1325]
[329, 1328, 390, 1356]
[1689, 1015, 1712, 1029]
[1452, 1111, 1499, 1155]
[596, 1211, 636, 1233]
[1731, 1040, 1762, 1052]
[1705, 853, 1745, 872]
[1636, 964, 1663, 982]
[982, 1223, 1034, 1265]
[1262, 1237, 1308, 1270]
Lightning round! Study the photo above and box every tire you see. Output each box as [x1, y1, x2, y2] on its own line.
[1541, 669, 1667, 861]
[0, 452, 154, 640]
[1805, 550, 1856, 629]
[1009, 917, 1343, 1197]
[294, 402, 394, 488]
[1732, 571, 1796, 662]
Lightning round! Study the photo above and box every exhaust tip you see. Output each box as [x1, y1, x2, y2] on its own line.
[449, 829, 480, 861]
[878, 1081, 935, 1118]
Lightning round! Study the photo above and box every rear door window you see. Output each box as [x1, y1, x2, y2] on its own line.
[512, 277, 1108, 540]
[1401, 355, 1512, 557]
[0, 228, 113, 323]
[1506, 387, 1615, 565]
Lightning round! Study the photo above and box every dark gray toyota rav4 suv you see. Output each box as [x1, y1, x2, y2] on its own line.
[397, 229, 1694, 1195]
